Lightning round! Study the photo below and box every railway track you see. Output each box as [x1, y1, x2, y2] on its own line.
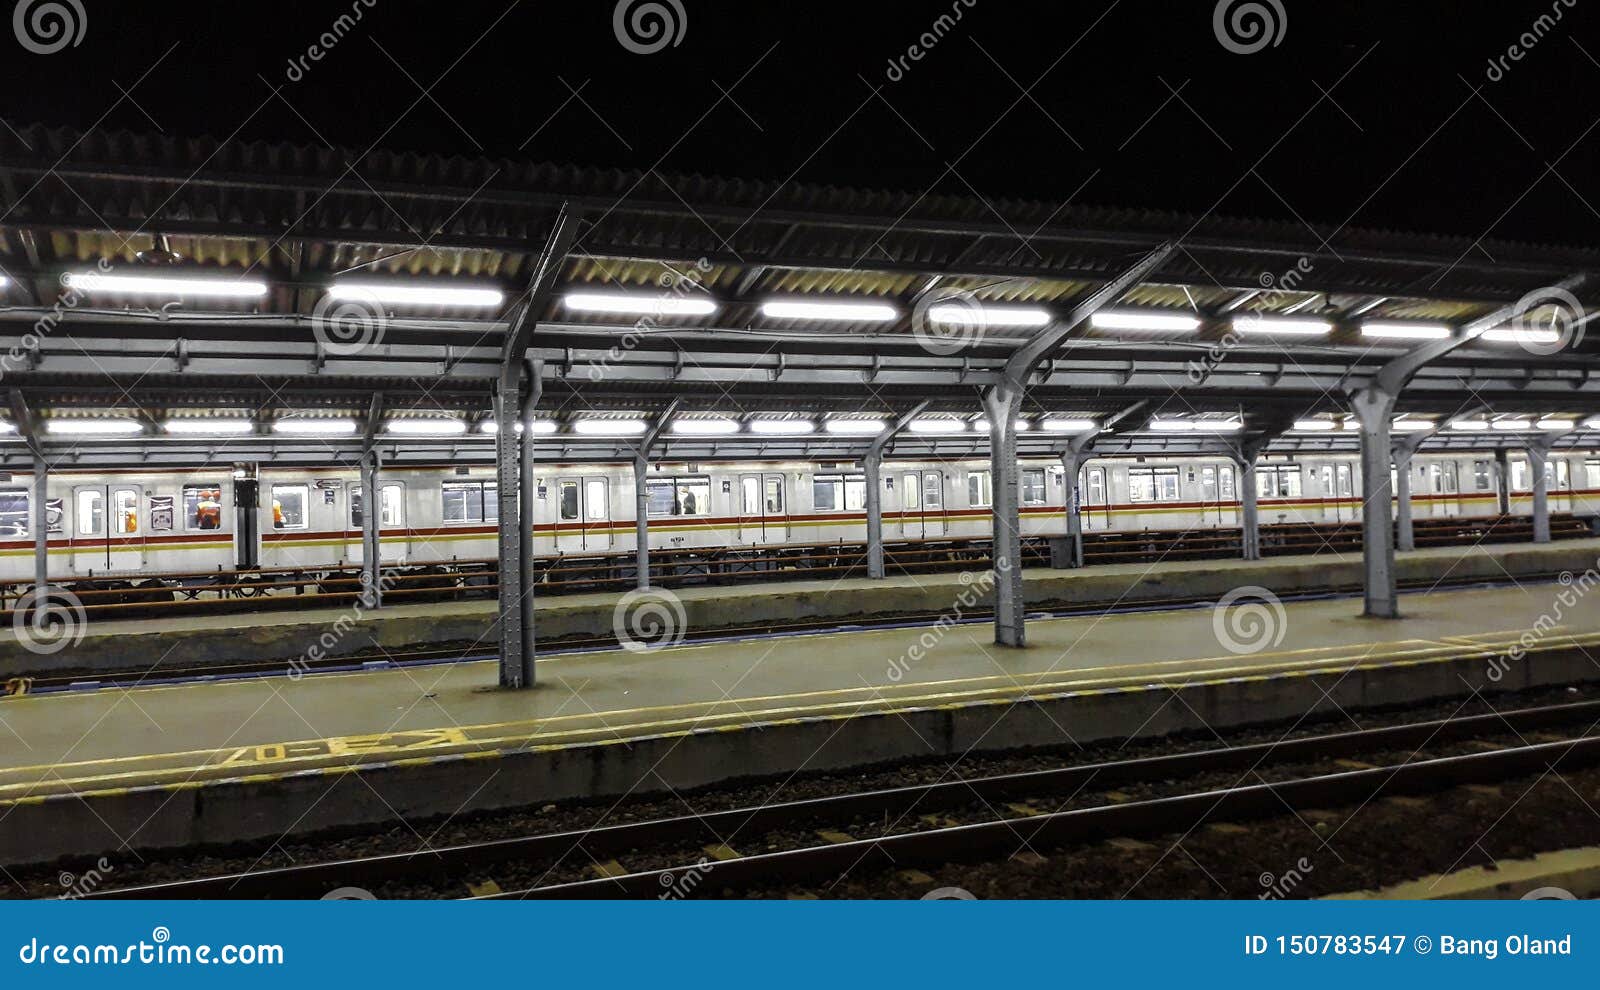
[84, 697, 1600, 900]
[15, 569, 1569, 694]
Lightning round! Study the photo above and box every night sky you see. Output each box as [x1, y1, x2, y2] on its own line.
[2, 1, 1597, 246]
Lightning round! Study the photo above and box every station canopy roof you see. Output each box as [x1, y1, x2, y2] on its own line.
[1, 121, 1598, 468]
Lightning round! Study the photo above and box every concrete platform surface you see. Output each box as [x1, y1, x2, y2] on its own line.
[3, 536, 1597, 678]
[2, 579, 1598, 865]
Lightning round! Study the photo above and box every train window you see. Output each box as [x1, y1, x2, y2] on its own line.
[1219, 466, 1235, 499]
[1201, 466, 1217, 500]
[112, 488, 139, 534]
[765, 477, 784, 514]
[559, 480, 580, 520]
[1020, 469, 1046, 506]
[270, 484, 309, 530]
[351, 484, 402, 528]
[1556, 460, 1570, 490]
[1587, 461, 1600, 488]
[740, 477, 759, 515]
[586, 479, 608, 520]
[441, 480, 497, 524]
[1319, 465, 1332, 493]
[0, 489, 27, 537]
[922, 473, 941, 509]
[967, 471, 992, 508]
[183, 484, 225, 531]
[1510, 460, 1529, 492]
[1336, 464, 1353, 497]
[1128, 467, 1179, 502]
[1474, 460, 1493, 491]
[1257, 466, 1302, 499]
[646, 477, 711, 516]
[76, 490, 104, 535]
[811, 474, 865, 512]
[901, 474, 920, 510]
[1083, 468, 1105, 505]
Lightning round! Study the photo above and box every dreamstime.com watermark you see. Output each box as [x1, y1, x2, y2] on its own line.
[12, 0, 86, 54]
[1258, 856, 1313, 900]
[658, 858, 713, 899]
[12, 586, 86, 657]
[283, 0, 379, 82]
[1486, 561, 1597, 683]
[17, 928, 284, 967]
[57, 857, 114, 900]
[885, 568, 995, 682]
[587, 258, 713, 382]
[612, 0, 686, 55]
[1212, 0, 1285, 55]
[287, 569, 400, 678]
[1484, 0, 1578, 82]
[613, 587, 687, 653]
[884, 0, 978, 82]
[6, 258, 116, 384]
[1211, 585, 1287, 656]
[1187, 256, 1313, 383]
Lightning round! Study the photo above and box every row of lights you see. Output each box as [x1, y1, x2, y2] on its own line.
[30, 271, 1567, 348]
[37, 414, 1599, 439]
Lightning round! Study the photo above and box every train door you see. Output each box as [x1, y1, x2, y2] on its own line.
[1200, 464, 1237, 526]
[348, 481, 407, 563]
[1436, 461, 1461, 517]
[555, 476, 612, 550]
[898, 470, 946, 538]
[1553, 459, 1573, 512]
[1082, 466, 1109, 530]
[737, 473, 788, 544]
[1335, 464, 1354, 521]
[70, 483, 144, 573]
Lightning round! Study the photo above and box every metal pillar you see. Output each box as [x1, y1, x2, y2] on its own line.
[984, 385, 1026, 647]
[31, 455, 48, 594]
[1528, 439, 1553, 544]
[634, 454, 652, 589]
[1394, 454, 1415, 553]
[1350, 387, 1399, 618]
[495, 383, 532, 688]
[519, 372, 541, 654]
[1237, 457, 1261, 561]
[864, 448, 885, 579]
[360, 448, 382, 610]
[1060, 451, 1086, 568]
[1494, 448, 1511, 516]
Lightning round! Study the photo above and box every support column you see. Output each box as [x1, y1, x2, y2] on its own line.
[1350, 387, 1399, 618]
[360, 449, 382, 609]
[1392, 434, 1426, 554]
[1494, 448, 1511, 516]
[634, 454, 652, 589]
[1237, 457, 1261, 561]
[32, 454, 48, 594]
[1528, 439, 1553, 544]
[519, 372, 541, 660]
[864, 448, 885, 579]
[1060, 452, 1085, 568]
[495, 382, 532, 689]
[983, 385, 1026, 647]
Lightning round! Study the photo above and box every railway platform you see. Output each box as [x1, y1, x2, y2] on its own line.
[3, 536, 1598, 681]
[1, 581, 1597, 866]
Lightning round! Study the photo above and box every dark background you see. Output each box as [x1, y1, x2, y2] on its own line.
[3, 1, 1596, 244]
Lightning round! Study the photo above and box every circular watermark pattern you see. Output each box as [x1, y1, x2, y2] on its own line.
[613, 587, 687, 653]
[1212, 0, 1285, 55]
[13, 586, 86, 656]
[1211, 585, 1286, 655]
[322, 886, 377, 900]
[12, 0, 85, 55]
[151, 926, 171, 944]
[1507, 285, 1586, 356]
[312, 288, 388, 356]
[612, 0, 686, 55]
[921, 886, 977, 900]
[911, 289, 989, 356]
[1521, 886, 1577, 900]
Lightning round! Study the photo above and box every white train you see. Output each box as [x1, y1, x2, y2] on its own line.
[1, 449, 1596, 579]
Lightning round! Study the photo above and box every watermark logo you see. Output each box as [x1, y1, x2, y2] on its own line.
[1521, 886, 1577, 900]
[12, 0, 85, 55]
[884, 0, 979, 82]
[1186, 257, 1313, 383]
[658, 859, 713, 899]
[1507, 284, 1586, 356]
[1212, 0, 1285, 55]
[911, 289, 989, 356]
[284, 0, 379, 82]
[1211, 585, 1286, 655]
[321, 886, 377, 900]
[58, 857, 114, 899]
[885, 569, 994, 682]
[921, 886, 977, 900]
[612, 0, 685, 55]
[1485, 0, 1578, 82]
[13, 586, 85, 656]
[613, 587, 687, 653]
[312, 288, 388, 356]
[1258, 856, 1313, 899]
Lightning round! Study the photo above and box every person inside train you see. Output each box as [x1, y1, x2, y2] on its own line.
[681, 490, 697, 515]
[272, 498, 285, 529]
[196, 491, 222, 530]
